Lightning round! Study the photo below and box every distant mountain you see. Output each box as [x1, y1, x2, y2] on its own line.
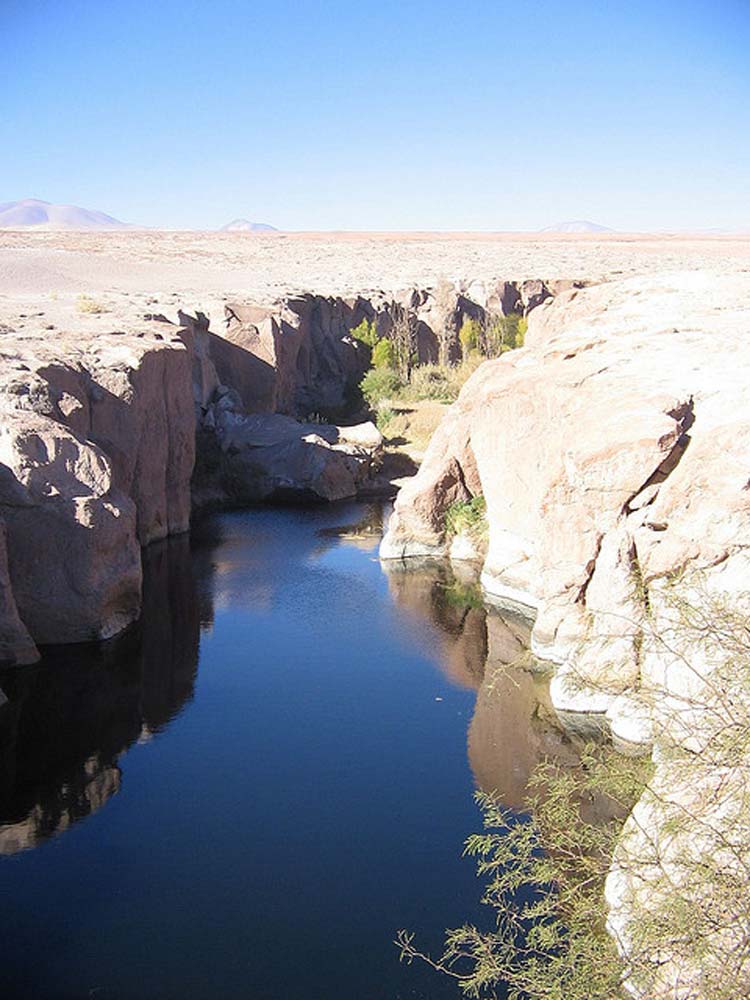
[219, 219, 278, 232]
[0, 198, 132, 230]
[540, 220, 614, 233]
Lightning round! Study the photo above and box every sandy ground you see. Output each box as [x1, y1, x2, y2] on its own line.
[1, 229, 749, 339]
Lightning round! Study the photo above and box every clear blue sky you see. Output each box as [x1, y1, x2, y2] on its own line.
[2, 0, 749, 230]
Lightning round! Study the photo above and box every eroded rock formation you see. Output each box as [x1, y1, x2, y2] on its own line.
[382, 271, 750, 733]
[0, 322, 195, 665]
[0, 272, 562, 672]
[381, 270, 750, 995]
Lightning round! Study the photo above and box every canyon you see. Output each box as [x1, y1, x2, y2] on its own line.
[2, 229, 750, 997]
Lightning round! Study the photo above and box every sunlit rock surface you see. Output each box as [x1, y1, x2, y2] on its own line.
[382, 270, 750, 733]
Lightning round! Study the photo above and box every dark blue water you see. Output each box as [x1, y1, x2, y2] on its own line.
[0, 503, 533, 1000]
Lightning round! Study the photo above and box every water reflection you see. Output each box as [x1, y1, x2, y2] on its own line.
[0, 534, 200, 853]
[0, 502, 574, 858]
[380, 554, 577, 810]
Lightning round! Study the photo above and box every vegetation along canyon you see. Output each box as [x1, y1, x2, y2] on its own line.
[2, 1, 750, 998]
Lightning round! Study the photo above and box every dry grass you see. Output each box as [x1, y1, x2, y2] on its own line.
[76, 293, 109, 314]
[378, 399, 449, 460]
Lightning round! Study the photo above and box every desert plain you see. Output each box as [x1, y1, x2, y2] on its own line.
[1, 229, 750, 326]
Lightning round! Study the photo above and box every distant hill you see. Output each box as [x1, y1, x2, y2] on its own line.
[220, 219, 278, 233]
[540, 220, 614, 233]
[0, 198, 132, 230]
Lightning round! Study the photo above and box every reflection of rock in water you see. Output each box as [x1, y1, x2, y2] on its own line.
[382, 557, 580, 809]
[468, 611, 580, 810]
[0, 534, 200, 854]
[382, 558, 487, 689]
[316, 501, 391, 553]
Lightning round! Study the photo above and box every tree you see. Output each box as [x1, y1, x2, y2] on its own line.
[351, 317, 380, 348]
[390, 304, 419, 381]
[481, 311, 528, 357]
[459, 317, 482, 358]
[398, 580, 750, 999]
[372, 338, 395, 369]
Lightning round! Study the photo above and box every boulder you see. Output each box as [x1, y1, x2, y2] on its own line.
[0, 409, 142, 645]
[204, 397, 383, 502]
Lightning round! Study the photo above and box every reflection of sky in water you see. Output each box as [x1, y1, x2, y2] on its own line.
[0, 501, 560, 1000]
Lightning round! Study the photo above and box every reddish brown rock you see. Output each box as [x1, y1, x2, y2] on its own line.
[0, 314, 195, 648]
[0, 519, 37, 667]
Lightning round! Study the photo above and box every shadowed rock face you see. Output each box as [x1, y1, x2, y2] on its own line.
[0, 321, 196, 662]
[0, 521, 36, 668]
[0, 533, 200, 854]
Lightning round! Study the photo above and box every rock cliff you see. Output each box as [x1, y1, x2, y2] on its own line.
[0, 272, 568, 669]
[0, 320, 195, 665]
[382, 270, 750, 735]
[381, 269, 750, 994]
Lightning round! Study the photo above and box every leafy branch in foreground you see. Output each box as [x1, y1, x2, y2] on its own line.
[398, 580, 750, 1000]
[397, 746, 651, 1000]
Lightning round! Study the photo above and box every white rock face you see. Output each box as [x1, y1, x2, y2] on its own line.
[382, 270, 750, 734]
[381, 269, 750, 994]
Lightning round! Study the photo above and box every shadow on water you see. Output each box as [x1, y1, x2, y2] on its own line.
[0, 534, 201, 854]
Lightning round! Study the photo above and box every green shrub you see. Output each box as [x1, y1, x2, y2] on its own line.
[406, 364, 454, 401]
[459, 317, 482, 357]
[360, 367, 404, 406]
[401, 358, 485, 404]
[351, 317, 380, 347]
[375, 405, 396, 431]
[372, 338, 396, 369]
[445, 494, 487, 540]
[484, 311, 528, 355]
[398, 746, 650, 1000]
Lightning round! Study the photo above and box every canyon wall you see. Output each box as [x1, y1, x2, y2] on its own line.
[382, 270, 750, 739]
[381, 269, 750, 995]
[0, 324, 196, 665]
[0, 275, 554, 669]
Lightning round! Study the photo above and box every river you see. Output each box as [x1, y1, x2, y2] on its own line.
[0, 502, 567, 1000]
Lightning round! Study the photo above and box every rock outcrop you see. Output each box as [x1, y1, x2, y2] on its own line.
[0, 318, 195, 664]
[381, 270, 750, 995]
[382, 270, 750, 732]
[0, 272, 567, 670]
[182, 279, 566, 423]
[197, 297, 371, 419]
[198, 402, 383, 504]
